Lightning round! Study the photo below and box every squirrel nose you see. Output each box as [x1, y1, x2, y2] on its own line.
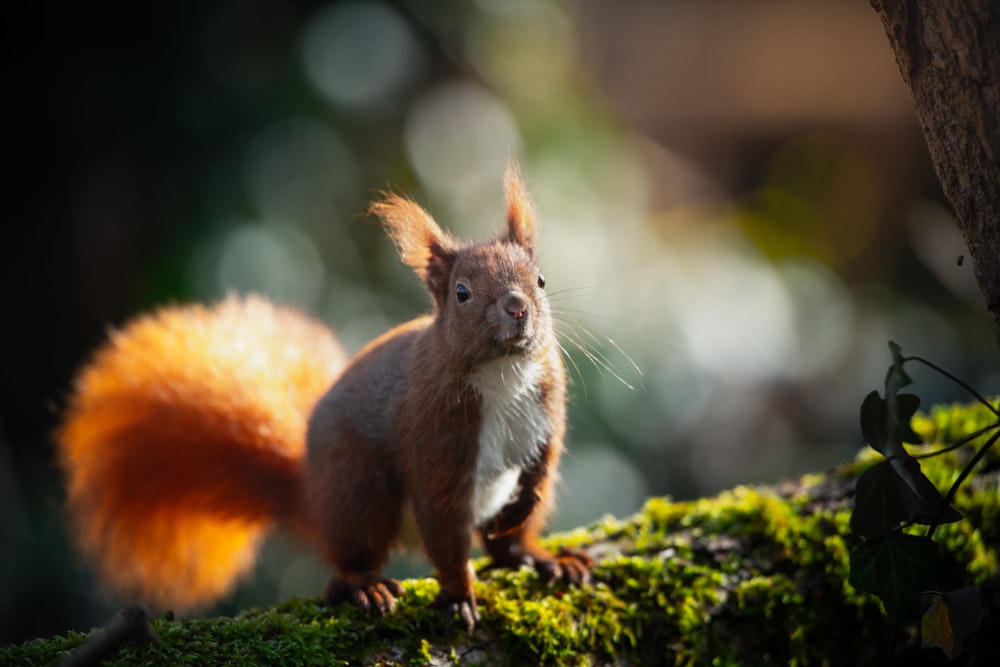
[502, 292, 529, 321]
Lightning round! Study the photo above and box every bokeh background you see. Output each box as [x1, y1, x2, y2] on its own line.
[4, 0, 999, 646]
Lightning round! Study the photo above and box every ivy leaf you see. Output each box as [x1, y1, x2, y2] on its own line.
[894, 393, 923, 445]
[860, 390, 889, 455]
[851, 459, 962, 539]
[887, 456, 963, 527]
[882, 342, 923, 447]
[921, 586, 984, 659]
[852, 460, 909, 539]
[885, 341, 912, 396]
[849, 532, 943, 618]
[860, 391, 922, 457]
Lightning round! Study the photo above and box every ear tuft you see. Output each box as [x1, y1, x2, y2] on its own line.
[504, 160, 539, 253]
[370, 194, 456, 294]
[370, 194, 455, 270]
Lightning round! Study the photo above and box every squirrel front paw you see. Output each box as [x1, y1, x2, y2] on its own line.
[532, 546, 595, 586]
[325, 574, 404, 617]
[481, 544, 595, 586]
[433, 591, 480, 635]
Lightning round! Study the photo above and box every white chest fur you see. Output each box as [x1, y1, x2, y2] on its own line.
[468, 356, 550, 525]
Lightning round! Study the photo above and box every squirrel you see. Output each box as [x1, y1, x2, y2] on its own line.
[56, 161, 593, 633]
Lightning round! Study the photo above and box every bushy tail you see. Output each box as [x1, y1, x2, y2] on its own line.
[56, 295, 345, 611]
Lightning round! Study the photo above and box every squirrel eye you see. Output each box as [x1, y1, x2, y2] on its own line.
[455, 283, 471, 303]
[537, 273, 546, 289]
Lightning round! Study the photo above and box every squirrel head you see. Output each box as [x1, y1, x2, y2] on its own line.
[371, 161, 552, 366]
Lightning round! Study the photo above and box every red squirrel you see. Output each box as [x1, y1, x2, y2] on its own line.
[56, 161, 593, 632]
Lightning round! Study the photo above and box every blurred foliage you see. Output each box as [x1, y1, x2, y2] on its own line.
[739, 133, 881, 264]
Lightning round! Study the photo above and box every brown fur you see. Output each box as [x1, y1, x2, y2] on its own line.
[56, 161, 590, 629]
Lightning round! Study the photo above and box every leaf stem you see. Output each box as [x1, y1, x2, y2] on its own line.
[903, 355, 1000, 418]
[912, 421, 1000, 459]
[926, 429, 1000, 540]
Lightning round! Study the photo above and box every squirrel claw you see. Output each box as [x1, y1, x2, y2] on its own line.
[325, 575, 404, 617]
[534, 547, 595, 586]
[433, 592, 480, 635]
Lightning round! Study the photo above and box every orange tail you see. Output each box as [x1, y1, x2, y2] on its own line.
[56, 295, 344, 611]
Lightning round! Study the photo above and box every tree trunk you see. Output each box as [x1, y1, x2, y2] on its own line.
[870, 0, 1000, 338]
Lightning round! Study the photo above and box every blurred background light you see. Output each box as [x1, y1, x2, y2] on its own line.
[776, 259, 855, 380]
[243, 118, 360, 229]
[663, 228, 798, 382]
[464, 0, 576, 113]
[907, 200, 983, 303]
[556, 443, 650, 531]
[195, 221, 326, 308]
[300, 1, 425, 115]
[404, 81, 521, 231]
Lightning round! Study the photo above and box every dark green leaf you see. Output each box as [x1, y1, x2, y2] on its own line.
[885, 341, 912, 395]
[860, 390, 888, 454]
[849, 532, 943, 618]
[851, 459, 961, 539]
[852, 461, 908, 538]
[895, 393, 923, 445]
[888, 456, 963, 526]
[860, 384, 922, 463]
[921, 586, 984, 659]
[859, 391, 922, 456]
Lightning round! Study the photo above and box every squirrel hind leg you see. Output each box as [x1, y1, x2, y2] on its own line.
[306, 449, 405, 616]
[315, 517, 404, 617]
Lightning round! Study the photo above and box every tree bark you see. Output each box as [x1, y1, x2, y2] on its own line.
[870, 0, 1000, 338]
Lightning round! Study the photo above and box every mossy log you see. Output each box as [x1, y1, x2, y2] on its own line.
[4, 401, 1000, 666]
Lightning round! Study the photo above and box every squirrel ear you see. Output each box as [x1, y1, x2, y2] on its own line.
[370, 194, 457, 296]
[504, 160, 538, 254]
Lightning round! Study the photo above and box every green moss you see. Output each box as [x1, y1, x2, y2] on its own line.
[914, 400, 1000, 445]
[5, 399, 1000, 666]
